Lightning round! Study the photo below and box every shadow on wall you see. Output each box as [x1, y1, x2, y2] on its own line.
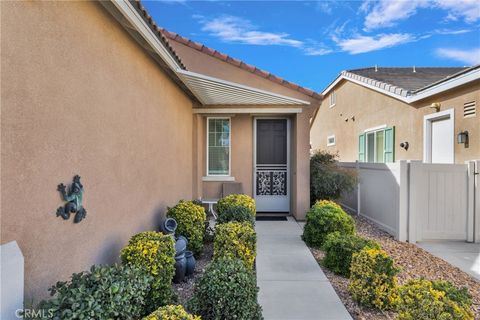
[93, 201, 169, 266]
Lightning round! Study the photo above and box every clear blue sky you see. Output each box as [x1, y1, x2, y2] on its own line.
[143, 0, 480, 92]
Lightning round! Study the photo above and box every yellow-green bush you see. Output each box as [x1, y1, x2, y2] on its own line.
[143, 305, 201, 320]
[396, 279, 473, 320]
[216, 194, 256, 217]
[214, 222, 256, 269]
[121, 231, 175, 311]
[313, 199, 343, 210]
[348, 248, 399, 310]
[302, 202, 355, 248]
[167, 200, 206, 256]
[322, 232, 380, 277]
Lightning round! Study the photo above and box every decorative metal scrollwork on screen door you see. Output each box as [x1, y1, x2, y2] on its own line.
[256, 165, 287, 196]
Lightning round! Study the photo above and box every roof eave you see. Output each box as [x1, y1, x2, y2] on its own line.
[321, 67, 480, 104]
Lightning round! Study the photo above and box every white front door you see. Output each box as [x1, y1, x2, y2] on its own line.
[424, 109, 454, 164]
[254, 118, 290, 213]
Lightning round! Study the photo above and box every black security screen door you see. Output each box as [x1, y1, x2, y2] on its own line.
[256, 119, 287, 165]
[255, 119, 288, 204]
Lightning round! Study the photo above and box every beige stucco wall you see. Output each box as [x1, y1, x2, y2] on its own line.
[311, 80, 479, 163]
[169, 41, 319, 220]
[196, 110, 313, 220]
[1, 1, 195, 301]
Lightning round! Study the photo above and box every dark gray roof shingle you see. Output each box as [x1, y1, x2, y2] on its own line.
[347, 67, 470, 93]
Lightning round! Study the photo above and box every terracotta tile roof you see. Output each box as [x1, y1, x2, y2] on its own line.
[159, 28, 321, 99]
[132, 0, 186, 70]
[129, 0, 320, 100]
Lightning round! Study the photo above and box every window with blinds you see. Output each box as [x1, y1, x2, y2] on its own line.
[464, 101, 476, 118]
[207, 118, 231, 176]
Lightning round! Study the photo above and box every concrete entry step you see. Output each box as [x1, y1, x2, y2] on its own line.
[256, 217, 352, 320]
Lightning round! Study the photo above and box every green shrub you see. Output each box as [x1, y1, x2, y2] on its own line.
[217, 205, 255, 226]
[310, 150, 357, 204]
[349, 248, 399, 310]
[322, 232, 380, 277]
[302, 202, 355, 248]
[214, 222, 256, 269]
[188, 258, 263, 320]
[37, 264, 152, 319]
[167, 200, 206, 256]
[143, 305, 201, 320]
[396, 279, 473, 320]
[313, 199, 343, 210]
[216, 194, 256, 217]
[121, 231, 175, 311]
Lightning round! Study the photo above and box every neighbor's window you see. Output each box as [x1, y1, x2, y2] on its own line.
[207, 118, 230, 175]
[327, 135, 336, 146]
[358, 127, 395, 163]
[329, 91, 336, 108]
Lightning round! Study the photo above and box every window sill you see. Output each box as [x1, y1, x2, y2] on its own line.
[202, 176, 236, 182]
[329, 103, 336, 108]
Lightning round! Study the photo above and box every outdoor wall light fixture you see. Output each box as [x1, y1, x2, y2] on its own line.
[457, 131, 469, 148]
[430, 102, 441, 112]
[400, 142, 409, 150]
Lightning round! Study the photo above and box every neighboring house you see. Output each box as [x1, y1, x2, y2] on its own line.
[310, 66, 480, 164]
[1, 1, 320, 301]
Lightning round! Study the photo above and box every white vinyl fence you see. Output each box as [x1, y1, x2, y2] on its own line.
[339, 160, 479, 243]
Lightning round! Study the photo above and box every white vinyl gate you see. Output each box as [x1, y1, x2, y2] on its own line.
[409, 162, 470, 241]
[339, 160, 479, 243]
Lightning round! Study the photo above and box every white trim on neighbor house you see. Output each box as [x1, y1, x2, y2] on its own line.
[329, 90, 336, 108]
[192, 108, 303, 114]
[364, 124, 387, 133]
[423, 108, 455, 163]
[322, 67, 480, 104]
[327, 135, 336, 146]
[206, 117, 232, 178]
[111, 0, 312, 106]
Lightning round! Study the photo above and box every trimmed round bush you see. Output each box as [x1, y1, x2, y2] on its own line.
[143, 305, 201, 320]
[121, 231, 175, 311]
[302, 202, 355, 248]
[322, 232, 380, 277]
[217, 205, 255, 226]
[214, 222, 256, 269]
[313, 199, 343, 210]
[396, 279, 473, 320]
[188, 258, 263, 320]
[167, 200, 206, 256]
[216, 194, 256, 217]
[348, 248, 399, 310]
[38, 264, 152, 319]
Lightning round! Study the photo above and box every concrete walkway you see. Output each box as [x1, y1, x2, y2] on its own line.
[418, 241, 480, 280]
[256, 218, 352, 320]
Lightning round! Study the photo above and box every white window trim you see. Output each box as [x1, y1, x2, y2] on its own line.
[329, 91, 336, 108]
[327, 135, 336, 146]
[364, 124, 387, 133]
[364, 125, 387, 163]
[206, 117, 232, 178]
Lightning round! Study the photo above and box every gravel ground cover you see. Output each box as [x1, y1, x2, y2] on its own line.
[310, 215, 480, 319]
[172, 241, 213, 306]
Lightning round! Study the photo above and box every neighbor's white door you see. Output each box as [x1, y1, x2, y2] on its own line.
[431, 118, 454, 163]
[424, 109, 454, 164]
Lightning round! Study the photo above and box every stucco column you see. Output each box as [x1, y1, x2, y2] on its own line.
[292, 110, 312, 220]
